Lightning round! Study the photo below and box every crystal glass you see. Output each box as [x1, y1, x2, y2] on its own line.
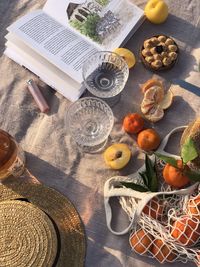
[66, 97, 114, 153]
[82, 51, 129, 102]
[0, 129, 25, 181]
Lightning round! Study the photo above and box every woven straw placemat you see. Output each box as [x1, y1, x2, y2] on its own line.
[0, 180, 86, 267]
[0, 200, 57, 267]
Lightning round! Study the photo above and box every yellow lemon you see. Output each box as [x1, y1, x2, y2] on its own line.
[113, 48, 136, 69]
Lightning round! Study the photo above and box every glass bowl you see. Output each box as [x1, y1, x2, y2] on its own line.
[82, 51, 129, 99]
[66, 97, 114, 153]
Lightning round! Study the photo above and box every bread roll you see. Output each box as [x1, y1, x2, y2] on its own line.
[180, 118, 200, 169]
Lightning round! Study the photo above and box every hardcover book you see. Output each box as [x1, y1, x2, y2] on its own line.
[4, 0, 144, 101]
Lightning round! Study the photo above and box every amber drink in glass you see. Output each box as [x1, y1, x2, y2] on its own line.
[0, 129, 25, 180]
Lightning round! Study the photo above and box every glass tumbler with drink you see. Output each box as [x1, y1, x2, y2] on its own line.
[0, 129, 25, 181]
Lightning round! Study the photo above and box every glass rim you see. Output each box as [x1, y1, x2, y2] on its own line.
[82, 50, 129, 79]
[82, 51, 129, 98]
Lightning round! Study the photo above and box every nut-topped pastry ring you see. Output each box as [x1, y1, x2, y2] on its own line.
[140, 35, 179, 71]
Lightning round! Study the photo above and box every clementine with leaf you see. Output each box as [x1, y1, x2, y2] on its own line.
[163, 159, 190, 188]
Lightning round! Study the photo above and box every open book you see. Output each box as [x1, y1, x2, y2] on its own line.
[4, 0, 144, 101]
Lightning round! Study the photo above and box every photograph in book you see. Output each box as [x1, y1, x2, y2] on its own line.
[43, 0, 144, 50]
[67, 0, 141, 48]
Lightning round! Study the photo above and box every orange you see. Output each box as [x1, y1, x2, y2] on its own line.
[163, 160, 190, 188]
[151, 239, 177, 263]
[143, 105, 164, 122]
[187, 195, 200, 218]
[159, 89, 174, 110]
[123, 113, 144, 134]
[130, 228, 153, 254]
[142, 197, 164, 220]
[143, 85, 164, 103]
[171, 215, 200, 246]
[141, 78, 163, 93]
[137, 128, 161, 151]
[140, 80, 173, 123]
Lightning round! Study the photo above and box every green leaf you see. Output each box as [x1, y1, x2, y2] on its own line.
[181, 137, 198, 164]
[139, 172, 149, 187]
[155, 152, 177, 167]
[184, 170, 200, 182]
[145, 155, 158, 192]
[95, 0, 109, 6]
[138, 154, 158, 192]
[120, 182, 148, 192]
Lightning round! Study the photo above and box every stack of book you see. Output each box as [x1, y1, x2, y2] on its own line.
[4, 0, 144, 101]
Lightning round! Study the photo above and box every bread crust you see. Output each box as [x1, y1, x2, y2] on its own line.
[180, 119, 200, 169]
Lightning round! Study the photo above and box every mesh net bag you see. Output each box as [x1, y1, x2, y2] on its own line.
[104, 127, 200, 266]
[120, 161, 200, 266]
[105, 186, 200, 265]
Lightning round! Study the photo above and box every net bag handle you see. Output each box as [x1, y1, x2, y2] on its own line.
[156, 125, 187, 158]
[104, 126, 198, 235]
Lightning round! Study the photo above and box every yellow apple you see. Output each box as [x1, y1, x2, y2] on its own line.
[103, 143, 131, 169]
[144, 0, 169, 24]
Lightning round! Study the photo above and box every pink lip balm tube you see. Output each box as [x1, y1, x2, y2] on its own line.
[27, 79, 50, 113]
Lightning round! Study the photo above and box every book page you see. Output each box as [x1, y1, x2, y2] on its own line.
[7, 10, 98, 83]
[5, 33, 84, 101]
[43, 0, 144, 50]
